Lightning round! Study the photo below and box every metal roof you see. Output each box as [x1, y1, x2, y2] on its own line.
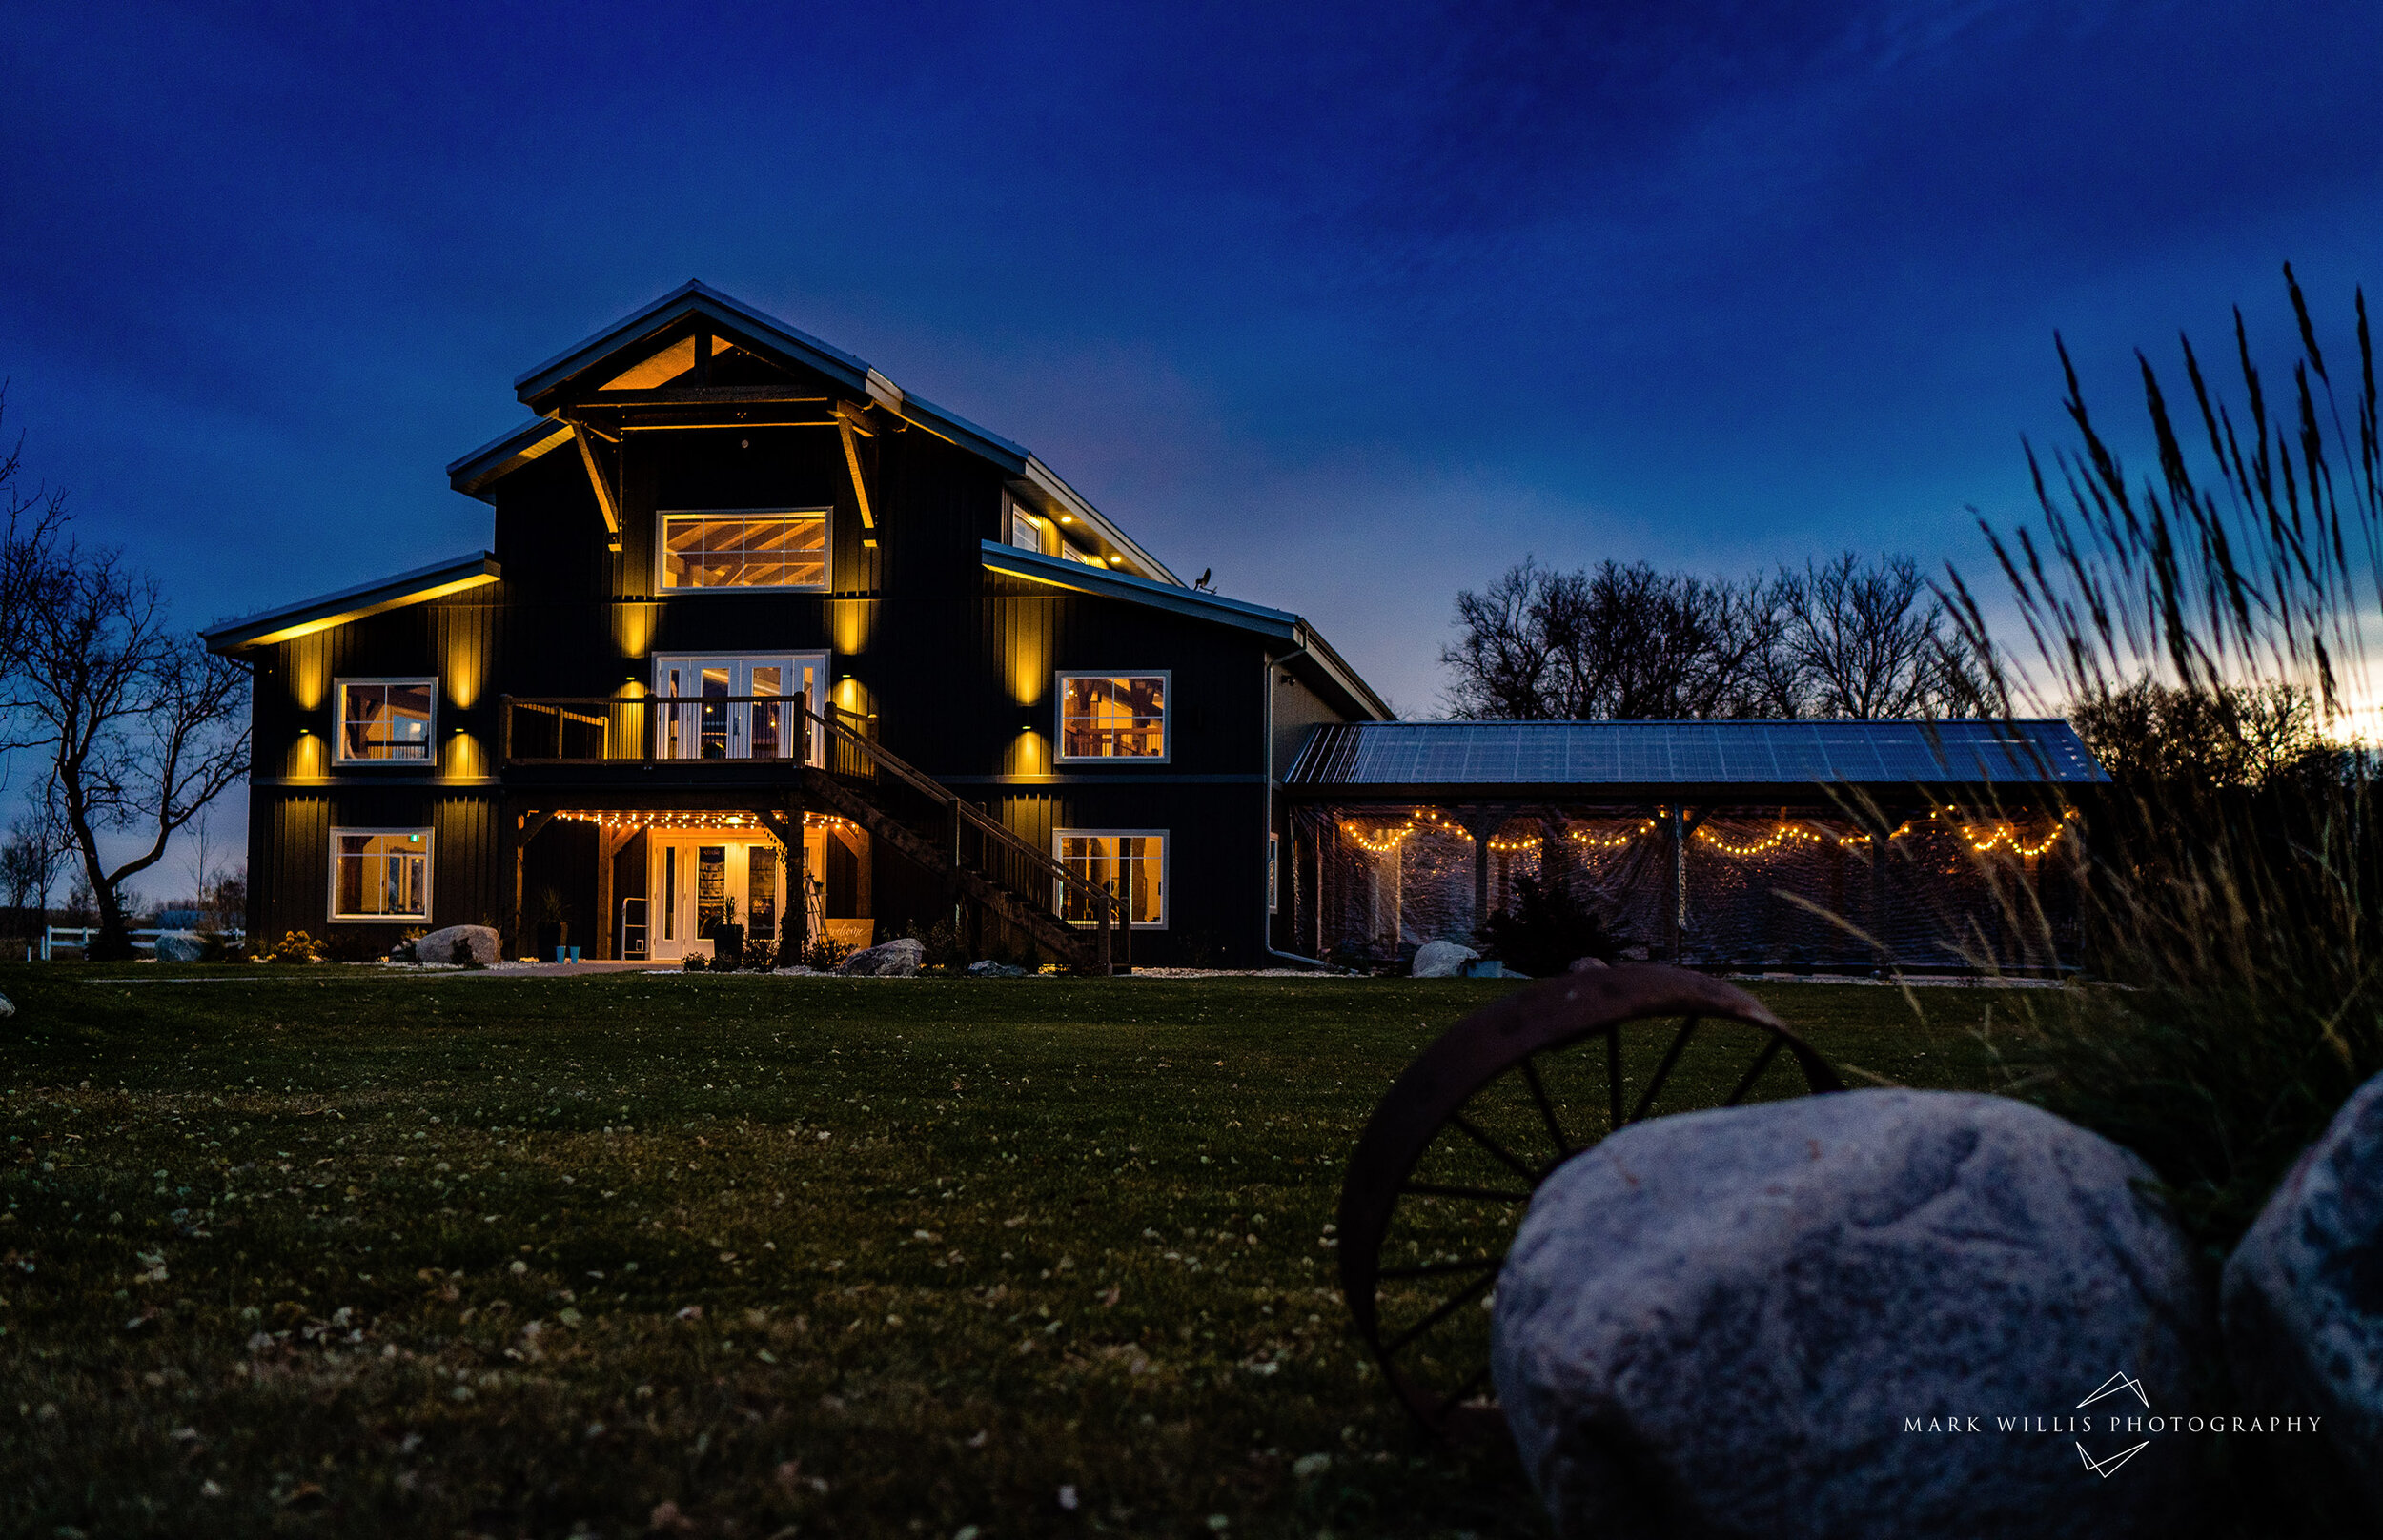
[1285, 719, 2107, 790]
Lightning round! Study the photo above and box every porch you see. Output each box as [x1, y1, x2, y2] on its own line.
[498, 693, 1122, 970]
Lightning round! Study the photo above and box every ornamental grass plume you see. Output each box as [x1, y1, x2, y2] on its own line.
[1941, 265, 2383, 1264]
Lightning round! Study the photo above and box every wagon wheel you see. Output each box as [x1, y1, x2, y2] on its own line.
[1337, 964, 1843, 1442]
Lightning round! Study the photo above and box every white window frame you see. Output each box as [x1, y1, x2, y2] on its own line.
[329, 826, 433, 923]
[1004, 491, 1049, 555]
[1054, 827, 1168, 930]
[1054, 671, 1171, 764]
[655, 506, 831, 594]
[333, 677, 438, 765]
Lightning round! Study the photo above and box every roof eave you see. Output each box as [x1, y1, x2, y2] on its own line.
[203, 553, 502, 655]
[447, 419, 574, 500]
[513, 280, 873, 403]
[979, 541, 1297, 638]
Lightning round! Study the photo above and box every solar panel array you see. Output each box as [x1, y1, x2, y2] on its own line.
[1286, 719, 2106, 787]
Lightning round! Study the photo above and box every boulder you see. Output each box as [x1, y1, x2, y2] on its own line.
[1411, 939, 1479, 979]
[152, 931, 207, 962]
[967, 959, 1028, 978]
[413, 924, 499, 966]
[835, 937, 923, 978]
[1492, 1089, 2206, 1540]
[1566, 956, 1608, 972]
[2223, 1068, 2383, 1517]
[0, 991, 12, 1017]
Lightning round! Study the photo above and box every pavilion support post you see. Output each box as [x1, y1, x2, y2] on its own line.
[1668, 806, 1713, 964]
[1458, 806, 1514, 940]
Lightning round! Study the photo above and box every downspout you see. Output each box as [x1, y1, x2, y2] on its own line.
[1264, 640, 1332, 969]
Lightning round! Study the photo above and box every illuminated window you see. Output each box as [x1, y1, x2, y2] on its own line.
[336, 679, 436, 762]
[1057, 673, 1168, 760]
[658, 509, 828, 590]
[330, 828, 431, 922]
[1056, 831, 1166, 928]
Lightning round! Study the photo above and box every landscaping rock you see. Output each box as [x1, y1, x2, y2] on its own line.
[2224, 1068, 2383, 1517]
[152, 930, 207, 962]
[1492, 1088, 2206, 1540]
[967, 959, 1028, 978]
[1410, 939, 1479, 978]
[414, 924, 499, 966]
[0, 991, 12, 1017]
[835, 937, 923, 977]
[1566, 956, 1608, 972]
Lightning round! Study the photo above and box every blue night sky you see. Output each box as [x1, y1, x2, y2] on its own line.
[5, 0, 2382, 760]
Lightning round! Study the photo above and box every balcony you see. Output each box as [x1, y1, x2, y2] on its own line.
[498, 694, 870, 778]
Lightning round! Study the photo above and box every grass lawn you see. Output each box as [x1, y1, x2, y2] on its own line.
[0, 966, 2023, 1539]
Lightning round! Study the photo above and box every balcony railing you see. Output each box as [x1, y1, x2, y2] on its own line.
[499, 693, 825, 767]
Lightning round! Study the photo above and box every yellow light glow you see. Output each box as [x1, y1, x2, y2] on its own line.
[241, 572, 501, 649]
[615, 602, 659, 659]
[1335, 807, 2071, 861]
[830, 598, 875, 656]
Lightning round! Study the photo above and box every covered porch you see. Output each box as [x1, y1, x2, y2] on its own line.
[510, 798, 875, 964]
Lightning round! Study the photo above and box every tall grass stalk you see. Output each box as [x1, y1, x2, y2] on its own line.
[1941, 266, 2383, 1260]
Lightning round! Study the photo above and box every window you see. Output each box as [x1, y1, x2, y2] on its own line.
[336, 679, 435, 762]
[1269, 832, 1281, 913]
[1057, 673, 1168, 760]
[1006, 494, 1049, 554]
[331, 828, 431, 922]
[1056, 830, 1166, 928]
[659, 509, 828, 590]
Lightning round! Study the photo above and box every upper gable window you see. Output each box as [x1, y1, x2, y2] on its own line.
[336, 679, 436, 762]
[659, 509, 829, 591]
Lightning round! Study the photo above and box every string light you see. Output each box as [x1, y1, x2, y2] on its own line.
[553, 809, 857, 833]
[1338, 806, 2072, 861]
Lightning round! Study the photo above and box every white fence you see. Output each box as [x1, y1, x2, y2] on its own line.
[38, 926, 247, 961]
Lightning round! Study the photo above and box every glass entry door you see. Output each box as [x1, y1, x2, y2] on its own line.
[645, 833, 811, 962]
[654, 654, 826, 762]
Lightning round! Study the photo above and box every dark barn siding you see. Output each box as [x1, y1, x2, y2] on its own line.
[234, 320, 1365, 970]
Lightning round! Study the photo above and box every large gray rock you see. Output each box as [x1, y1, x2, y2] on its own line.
[1411, 939, 1479, 978]
[414, 924, 499, 966]
[2224, 1069, 2383, 1517]
[1492, 1089, 2206, 1540]
[152, 930, 207, 962]
[835, 937, 923, 977]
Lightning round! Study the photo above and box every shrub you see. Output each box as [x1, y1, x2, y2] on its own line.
[258, 930, 323, 964]
[804, 937, 852, 971]
[1476, 873, 1622, 978]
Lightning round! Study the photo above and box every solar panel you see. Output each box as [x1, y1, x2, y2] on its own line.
[1284, 719, 2108, 787]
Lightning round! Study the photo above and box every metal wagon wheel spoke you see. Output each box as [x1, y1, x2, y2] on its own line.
[1337, 965, 1843, 1442]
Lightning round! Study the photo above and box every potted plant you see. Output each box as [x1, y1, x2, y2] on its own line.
[709, 897, 744, 972]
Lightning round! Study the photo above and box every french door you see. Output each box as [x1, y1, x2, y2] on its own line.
[653, 653, 827, 762]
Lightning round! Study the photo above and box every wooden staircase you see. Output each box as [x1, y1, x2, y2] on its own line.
[793, 705, 1116, 972]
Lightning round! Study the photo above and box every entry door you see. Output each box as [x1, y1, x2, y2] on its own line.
[654, 654, 827, 761]
[645, 834, 811, 962]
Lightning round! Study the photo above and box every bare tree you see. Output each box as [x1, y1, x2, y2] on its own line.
[1773, 553, 1998, 718]
[11, 544, 250, 959]
[1443, 553, 1983, 720]
[0, 789, 69, 939]
[1444, 558, 1784, 719]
